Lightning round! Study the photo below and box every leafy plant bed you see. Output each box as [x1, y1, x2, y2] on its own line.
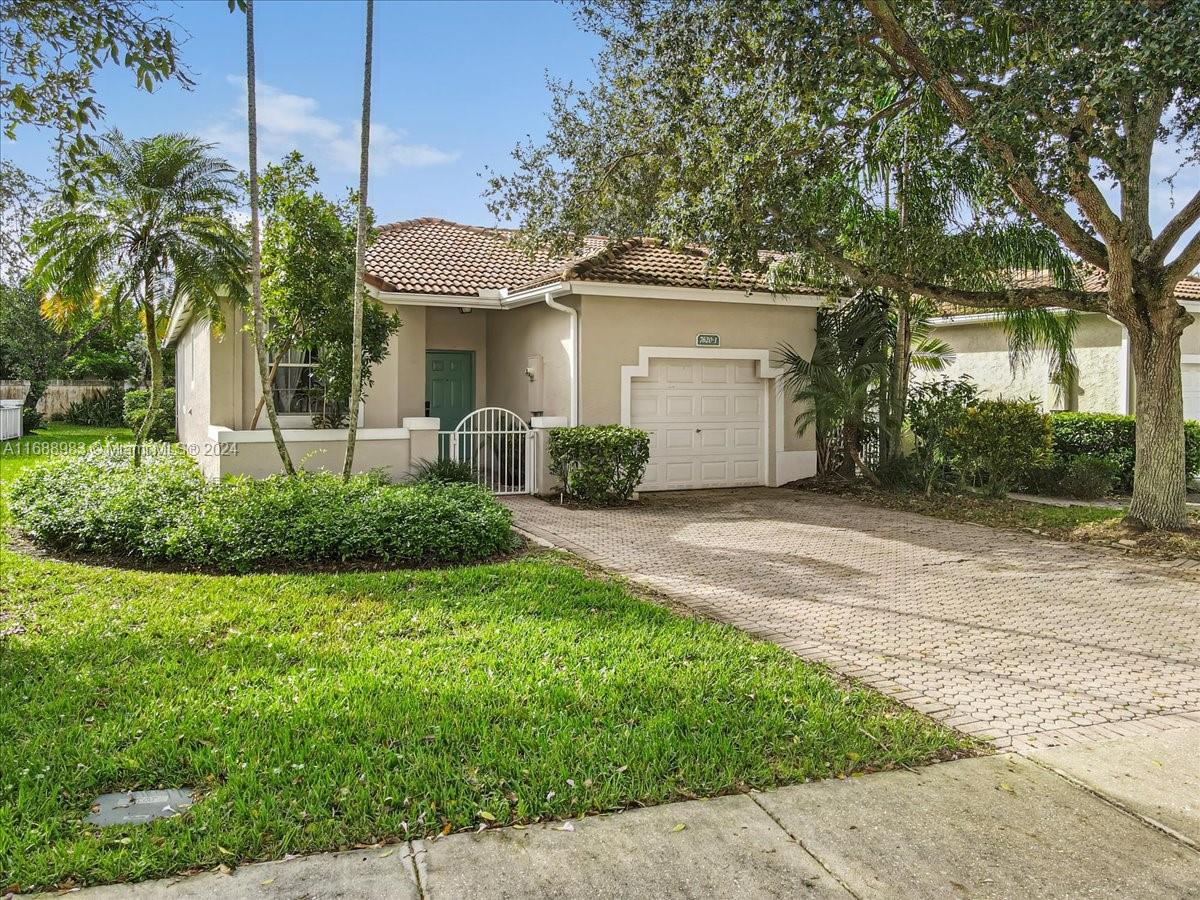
[8, 446, 516, 572]
[796, 479, 1200, 562]
[0, 549, 970, 891]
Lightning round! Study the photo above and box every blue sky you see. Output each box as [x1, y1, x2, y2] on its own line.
[4, 0, 601, 226]
[3, 0, 1197, 256]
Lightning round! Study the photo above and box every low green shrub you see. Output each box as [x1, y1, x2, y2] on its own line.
[1048, 412, 1200, 490]
[947, 398, 1052, 497]
[410, 457, 477, 485]
[123, 388, 176, 441]
[59, 387, 125, 426]
[547, 425, 650, 505]
[9, 447, 515, 572]
[21, 405, 44, 434]
[1057, 455, 1119, 500]
[906, 376, 980, 494]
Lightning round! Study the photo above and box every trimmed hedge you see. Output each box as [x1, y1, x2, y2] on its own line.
[547, 425, 650, 505]
[123, 388, 176, 441]
[1048, 412, 1200, 490]
[9, 447, 515, 572]
[946, 398, 1052, 497]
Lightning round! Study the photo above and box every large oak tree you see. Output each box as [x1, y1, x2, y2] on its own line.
[489, 0, 1200, 530]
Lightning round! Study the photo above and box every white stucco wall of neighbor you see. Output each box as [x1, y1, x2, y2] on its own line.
[926, 313, 1127, 413]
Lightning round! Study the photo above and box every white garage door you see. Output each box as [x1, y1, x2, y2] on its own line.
[630, 358, 765, 491]
[1184, 362, 1200, 422]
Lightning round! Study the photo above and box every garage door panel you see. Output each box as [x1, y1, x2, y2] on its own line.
[631, 394, 661, 418]
[733, 427, 761, 448]
[734, 362, 759, 384]
[733, 394, 760, 416]
[664, 428, 696, 449]
[665, 395, 694, 416]
[630, 357, 765, 491]
[666, 363, 695, 383]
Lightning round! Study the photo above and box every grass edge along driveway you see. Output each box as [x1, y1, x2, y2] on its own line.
[0, 427, 968, 891]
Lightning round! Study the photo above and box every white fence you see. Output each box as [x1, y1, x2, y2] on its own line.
[0, 400, 22, 440]
[440, 407, 534, 495]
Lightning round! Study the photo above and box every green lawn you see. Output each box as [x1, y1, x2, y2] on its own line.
[1, 427, 966, 891]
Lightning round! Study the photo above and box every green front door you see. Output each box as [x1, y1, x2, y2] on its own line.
[426, 350, 475, 431]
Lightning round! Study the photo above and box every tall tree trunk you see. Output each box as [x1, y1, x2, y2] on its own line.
[1126, 308, 1189, 530]
[342, 0, 374, 480]
[133, 276, 162, 468]
[839, 421, 858, 480]
[245, 0, 295, 475]
[883, 300, 913, 462]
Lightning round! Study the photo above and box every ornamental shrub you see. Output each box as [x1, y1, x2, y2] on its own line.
[410, 457, 477, 485]
[547, 425, 650, 505]
[1048, 412, 1200, 491]
[9, 447, 515, 572]
[59, 386, 125, 426]
[946, 398, 1052, 497]
[905, 376, 980, 495]
[1057, 455, 1119, 501]
[123, 388, 176, 441]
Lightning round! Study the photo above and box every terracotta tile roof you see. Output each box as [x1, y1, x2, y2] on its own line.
[363, 218, 801, 297]
[935, 267, 1200, 317]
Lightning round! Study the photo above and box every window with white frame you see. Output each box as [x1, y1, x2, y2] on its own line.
[271, 347, 325, 416]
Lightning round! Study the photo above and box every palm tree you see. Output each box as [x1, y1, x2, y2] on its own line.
[244, 0, 295, 474]
[778, 293, 893, 483]
[29, 132, 246, 465]
[342, 0, 374, 480]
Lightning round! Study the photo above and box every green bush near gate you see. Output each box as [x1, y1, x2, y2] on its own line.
[8, 446, 515, 571]
[946, 398, 1053, 497]
[547, 425, 650, 505]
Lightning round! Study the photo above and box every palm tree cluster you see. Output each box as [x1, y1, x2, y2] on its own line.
[28, 132, 247, 464]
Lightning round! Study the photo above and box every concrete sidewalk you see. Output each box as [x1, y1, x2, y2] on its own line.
[41, 730, 1200, 900]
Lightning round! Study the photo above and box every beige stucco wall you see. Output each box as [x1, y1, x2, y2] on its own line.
[208, 300, 423, 430]
[208, 433, 413, 480]
[426, 306, 487, 411]
[1182, 314, 1200, 356]
[486, 300, 574, 420]
[929, 313, 1126, 413]
[577, 295, 818, 452]
[175, 315, 211, 452]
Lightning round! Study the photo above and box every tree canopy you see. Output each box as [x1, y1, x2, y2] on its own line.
[2, 0, 191, 171]
[489, 0, 1200, 529]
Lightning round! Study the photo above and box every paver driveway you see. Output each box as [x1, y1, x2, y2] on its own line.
[506, 488, 1200, 749]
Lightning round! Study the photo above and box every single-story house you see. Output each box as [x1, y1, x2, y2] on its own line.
[167, 218, 826, 491]
[925, 272, 1200, 419]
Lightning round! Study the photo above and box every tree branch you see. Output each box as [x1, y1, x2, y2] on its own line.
[1146, 189, 1200, 266]
[802, 236, 1108, 314]
[1162, 228, 1200, 291]
[862, 0, 1110, 269]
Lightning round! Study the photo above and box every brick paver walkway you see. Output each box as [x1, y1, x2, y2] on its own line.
[506, 489, 1200, 750]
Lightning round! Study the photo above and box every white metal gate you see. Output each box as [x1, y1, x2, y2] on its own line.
[441, 407, 534, 495]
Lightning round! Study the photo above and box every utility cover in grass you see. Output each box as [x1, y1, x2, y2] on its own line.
[87, 789, 194, 826]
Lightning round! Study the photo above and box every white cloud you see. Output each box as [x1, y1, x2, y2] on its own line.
[202, 76, 459, 175]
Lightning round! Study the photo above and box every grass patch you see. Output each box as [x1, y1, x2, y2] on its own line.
[1, 424, 133, 491]
[799, 481, 1200, 561]
[1, 429, 968, 891]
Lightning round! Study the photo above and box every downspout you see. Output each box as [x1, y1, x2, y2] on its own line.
[543, 291, 579, 425]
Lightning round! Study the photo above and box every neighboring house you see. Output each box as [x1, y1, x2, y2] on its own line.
[926, 273, 1200, 419]
[167, 218, 826, 491]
